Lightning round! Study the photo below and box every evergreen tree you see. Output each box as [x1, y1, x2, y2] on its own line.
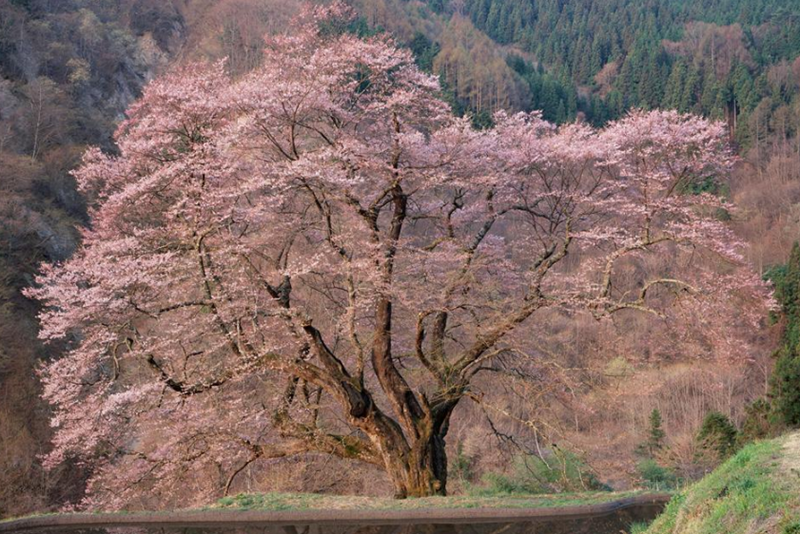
[770, 242, 800, 427]
[639, 46, 667, 109]
[555, 99, 567, 123]
[606, 89, 625, 119]
[588, 95, 608, 126]
[589, 36, 604, 77]
[427, 0, 447, 14]
[646, 408, 666, 455]
[681, 63, 702, 113]
[696, 411, 738, 461]
[485, 2, 502, 40]
[738, 399, 773, 444]
[539, 77, 560, 121]
[731, 62, 759, 113]
[409, 32, 440, 73]
[617, 56, 637, 108]
[664, 59, 687, 110]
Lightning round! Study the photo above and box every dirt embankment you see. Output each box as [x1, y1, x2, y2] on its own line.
[781, 431, 800, 479]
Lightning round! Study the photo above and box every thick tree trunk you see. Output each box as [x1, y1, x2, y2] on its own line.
[382, 433, 448, 498]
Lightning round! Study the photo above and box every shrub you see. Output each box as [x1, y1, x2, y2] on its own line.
[738, 398, 774, 445]
[637, 459, 678, 491]
[471, 449, 606, 496]
[449, 442, 475, 484]
[604, 356, 635, 379]
[478, 472, 529, 495]
[696, 411, 738, 463]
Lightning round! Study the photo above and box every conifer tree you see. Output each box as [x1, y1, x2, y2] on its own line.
[771, 242, 800, 427]
[696, 411, 738, 461]
[647, 408, 666, 455]
[681, 64, 702, 113]
[664, 59, 687, 110]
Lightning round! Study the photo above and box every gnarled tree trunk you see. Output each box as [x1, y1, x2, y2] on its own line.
[377, 428, 448, 498]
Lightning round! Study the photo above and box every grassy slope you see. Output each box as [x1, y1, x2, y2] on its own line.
[642, 432, 800, 534]
[212, 490, 654, 512]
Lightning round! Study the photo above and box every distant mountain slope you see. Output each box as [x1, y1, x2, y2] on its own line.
[448, 0, 800, 130]
[0, 0, 175, 516]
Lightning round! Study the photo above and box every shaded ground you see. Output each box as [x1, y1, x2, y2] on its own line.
[0, 493, 669, 533]
[213, 490, 659, 511]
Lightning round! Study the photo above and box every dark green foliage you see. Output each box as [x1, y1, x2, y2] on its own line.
[772, 354, 800, 427]
[426, 0, 447, 14]
[469, 109, 494, 129]
[9, 0, 32, 10]
[506, 54, 582, 123]
[676, 174, 729, 199]
[738, 399, 774, 445]
[471, 451, 606, 496]
[637, 459, 679, 490]
[318, 14, 378, 39]
[768, 242, 800, 427]
[459, 0, 800, 73]
[774, 243, 800, 350]
[696, 411, 738, 460]
[646, 409, 666, 456]
[427, 0, 800, 143]
[409, 31, 440, 73]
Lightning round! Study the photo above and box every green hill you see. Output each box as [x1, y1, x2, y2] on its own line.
[642, 432, 800, 534]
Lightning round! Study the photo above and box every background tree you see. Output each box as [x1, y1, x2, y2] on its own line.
[646, 409, 666, 456]
[696, 411, 738, 467]
[738, 398, 773, 444]
[769, 242, 800, 427]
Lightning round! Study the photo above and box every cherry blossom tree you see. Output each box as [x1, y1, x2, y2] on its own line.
[27, 3, 770, 506]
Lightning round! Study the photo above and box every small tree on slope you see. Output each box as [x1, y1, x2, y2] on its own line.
[646, 408, 666, 456]
[26, 3, 771, 508]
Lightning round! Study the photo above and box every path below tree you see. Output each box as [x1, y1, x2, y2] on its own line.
[0, 493, 670, 533]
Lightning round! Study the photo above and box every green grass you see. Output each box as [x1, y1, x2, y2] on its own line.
[460, 451, 610, 497]
[643, 437, 800, 534]
[0, 512, 55, 524]
[212, 489, 654, 512]
[630, 522, 653, 534]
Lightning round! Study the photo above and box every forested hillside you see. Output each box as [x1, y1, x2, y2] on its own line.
[1, 0, 799, 517]
[0, 0, 171, 514]
[457, 0, 800, 129]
